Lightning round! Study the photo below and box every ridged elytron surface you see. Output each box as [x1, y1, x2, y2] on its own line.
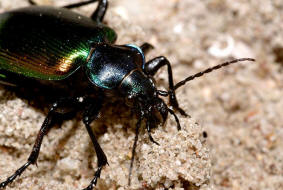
[0, 6, 117, 80]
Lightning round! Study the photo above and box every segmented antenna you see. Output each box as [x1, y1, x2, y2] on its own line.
[174, 58, 255, 90]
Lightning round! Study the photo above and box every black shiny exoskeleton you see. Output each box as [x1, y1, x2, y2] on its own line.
[0, 0, 255, 189]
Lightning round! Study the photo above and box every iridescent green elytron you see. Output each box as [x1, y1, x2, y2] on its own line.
[0, 6, 116, 81]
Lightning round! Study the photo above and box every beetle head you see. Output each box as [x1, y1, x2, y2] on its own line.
[123, 75, 183, 131]
[130, 94, 168, 131]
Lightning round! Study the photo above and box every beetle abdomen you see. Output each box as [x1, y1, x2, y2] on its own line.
[0, 6, 117, 81]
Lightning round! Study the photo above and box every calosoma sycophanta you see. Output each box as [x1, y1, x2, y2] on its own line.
[0, 0, 255, 189]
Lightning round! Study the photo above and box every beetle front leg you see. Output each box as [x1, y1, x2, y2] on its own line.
[0, 97, 81, 188]
[146, 119, 160, 145]
[81, 98, 107, 190]
[128, 117, 143, 186]
[144, 56, 188, 116]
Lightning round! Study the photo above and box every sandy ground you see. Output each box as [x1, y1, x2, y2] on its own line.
[0, 0, 282, 190]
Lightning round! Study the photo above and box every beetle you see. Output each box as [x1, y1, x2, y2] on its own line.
[0, 0, 255, 189]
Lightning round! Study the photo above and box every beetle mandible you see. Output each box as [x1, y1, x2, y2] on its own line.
[0, 0, 255, 189]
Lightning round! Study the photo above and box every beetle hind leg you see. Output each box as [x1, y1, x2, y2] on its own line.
[0, 97, 80, 188]
[0, 162, 31, 188]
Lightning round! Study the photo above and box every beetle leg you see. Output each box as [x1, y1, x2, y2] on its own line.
[0, 97, 82, 188]
[28, 0, 98, 8]
[128, 117, 143, 186]
[146, 119, 160, 145]
[27, 0, 36, 5]
[90, 0, 108, 22]
[168, 108, 181, 130]
[140, 43, 154, 55]
[63, 0, 98, 9]
[143, 56, 188, 116]
[81, 99, 108, 190]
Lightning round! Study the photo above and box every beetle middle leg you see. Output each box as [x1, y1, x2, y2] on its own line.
[143, 56, 188, 116]
[27, 0, 107, 22]
[81, 98, 108, 190]
[63, 0, 109, 22]
[27, 0, 36, 5]
[28, 0, 96, 7]
[0, 97, 83, 188]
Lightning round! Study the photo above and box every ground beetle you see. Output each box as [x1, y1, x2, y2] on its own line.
[0, 0, 255, 189]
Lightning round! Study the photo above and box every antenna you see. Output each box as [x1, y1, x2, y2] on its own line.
[174, 58, 255, 90]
